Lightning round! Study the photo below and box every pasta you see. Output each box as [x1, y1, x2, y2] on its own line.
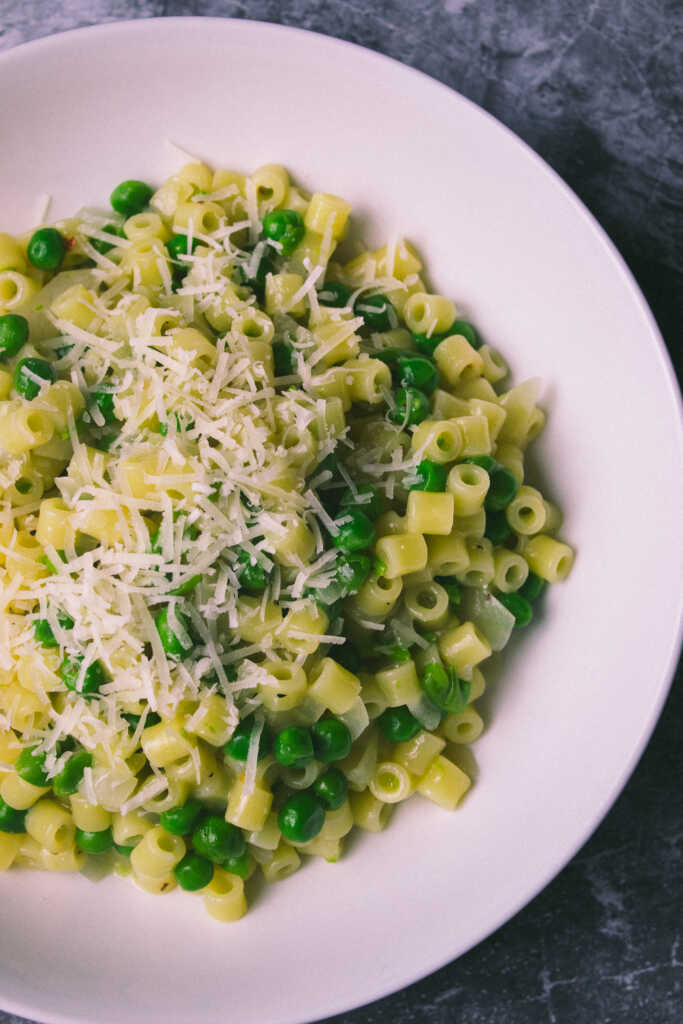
[0, 160, 574, 919]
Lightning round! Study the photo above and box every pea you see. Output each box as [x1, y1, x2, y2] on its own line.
[160, 799, 204, 836]
[318, 281, 353, 308]
[373, 347, 405, 366]
[88, 390, 117, 425]
[274, 727, 314, 768]
[422, 662, 471, 714]
[33, 609, 74, 648]
[311, 717, 352, 763]
[334, 550, 373, 596]
[397, 355, 439, 394]
[0, 796, 27, 833]
[237, 247, 274, 296]
[434, 577, 461, 608]
[413, 331, 449, 356]
[223, 717, 272, 762]
[222, 848, 252, 878]
[75, 827, 114, 854]
[52, 751, 93, 799]
[465, 456, 519, 511]
[91, 223, 125, 255]
[498, 592, 533, 628]
[272, 340, 296, 378]
[377, 706, 422, 743]
[14, 357, 55, 400]
[169, 574, 202, 597]
[518, 571, 546, 602]
[0, 313, 29, 359]
[154, 605, 195, 659]
[332, 508, 376, 552]
[313, 768, 348, 810]
[27, 227, 67, 271]
[59, 655, 108, 697]
[114, 844, 134, 857]
[174, 851, 214, 891]
[388, 386, 430, 426]
[14, 746, 49, 787]
[192, 815, 245, 864]
[262, 209, 305, 256]
[412, 459, 447, 492]
[354, 293, 397, 332]
[121, 710, 161, 732]
[450, 319, 481, 350]
[166, 233, 200, 264]
[110, 179, 154, 217]
[339, 482, 382, 521]
[484, 508, 512, 545]
[390, 644, 412, 664]
[278, 792, 325, 844]
[236, 549, 269, 593]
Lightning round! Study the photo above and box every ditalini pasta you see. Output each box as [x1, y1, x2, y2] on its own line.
[0, 161, 574, 918]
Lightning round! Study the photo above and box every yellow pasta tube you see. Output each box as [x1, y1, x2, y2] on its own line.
[524, 534, 575, 582]
[204, 869, 248, 921]
[25, 799, 75, 854]
[375, 533, 428, 579]
[416, 755, 471, 810]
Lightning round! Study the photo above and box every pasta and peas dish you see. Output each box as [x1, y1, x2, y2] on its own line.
[0, 161, 574, 921]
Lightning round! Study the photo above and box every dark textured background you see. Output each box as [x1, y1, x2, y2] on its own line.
[0, 2, 681, 1023]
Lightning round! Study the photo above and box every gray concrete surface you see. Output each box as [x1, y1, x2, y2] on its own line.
[0, 2, 681, 1023]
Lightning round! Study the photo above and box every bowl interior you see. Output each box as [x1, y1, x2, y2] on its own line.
[0, 18, 681, 1024]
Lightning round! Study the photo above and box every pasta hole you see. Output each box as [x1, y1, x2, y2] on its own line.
[156, 833, 176, 853]
[15, 477, 33, 494]
[200, 211, 220, 233]
[518, 506, 534, 522]
[456, 722, 475, 739]
[556, 556, 570, 578]
[53, 824, 70, 845]
[412, 302, 426, 322]
[377, 768, 399, 792]
[462, 570, 485, 586]
[257, 186, 274, 200]
[376, 576, 392, 591]
[0, 279, 18, 302]
[460, 468, 480, 486]
[436, 433, 454, 452]
[26, 413, 45, 432]
[167, 489, 185, 501]
[417, 589, 437, 609]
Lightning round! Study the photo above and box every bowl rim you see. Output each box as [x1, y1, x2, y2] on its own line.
[0, 16, 682, 1024]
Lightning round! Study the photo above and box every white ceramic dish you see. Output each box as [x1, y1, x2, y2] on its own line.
[0, 17, 681, 1024]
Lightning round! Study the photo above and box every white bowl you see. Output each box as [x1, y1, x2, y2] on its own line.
[1, 18, 681, 1024]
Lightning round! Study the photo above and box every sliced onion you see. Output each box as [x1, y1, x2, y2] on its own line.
[338, 696, 370, 740]
[407, 693, 442, 731]
[461, 588, 515, 652]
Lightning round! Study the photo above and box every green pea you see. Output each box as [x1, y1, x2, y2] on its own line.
[59, 655, 108, 697]
[169, 575, 202, 597]
[413, 331, 449, 356]
[27, 228, 67, 271]
[272, 340, 296, 377]
[311, 717, 352, 763]
[192, 815, 245, 864]
[110, 180, 154, 217]
[223, 717, 272, 762]
[318, 281, 353, 308]
[450, 319, 481, 350]
[397, 355, 439, 394]
[173, 851, 214, 891]
[422, 662, 471, 714]
[374, 347, 405, 367]
[484, 508, 512, 545]
[114, 843, 134, 857]
[166, 233, 200, 264]
[390, 644, 412, 664]
[377, 705, 422, 743]
[160, 799, 204, 836]
[278, 791, 325, 844]
[88, 390, 117, 425]
[334, 550, 373, 596]
[274, 727, 314, 768]
[313, 451, 340, 480]
[333, 508, 376, 552]
[518, 571, 546, 602]
[154, 605, 195, 659]
[498, 592, 533, 628]
[313, 768, 348, 810]
[0, 314, 29, 359]
[52, 751, 93, 799]
[464, 456, 519, 511]
[0, 796, 27, 833]
[75, 826, 114, 854]
[388, 386, 431, 426]
[236, 549, 269, 593]
[14, 357, 55, 400]
[354, 293, 397, 331]
[339, 483, 382, 521]
[412, 459, 447, 492]
[262, 209, 305, 256]
[222, 848, 252, 878]
[434, 577, 461, 608]
[121, 710, 161, 732]
[33, 609, 74, 648]
[15, 746, 49, 787]
[334, 643, 361, 674]
[91, 223, 125, 255]
[237, 248, 275, 296]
